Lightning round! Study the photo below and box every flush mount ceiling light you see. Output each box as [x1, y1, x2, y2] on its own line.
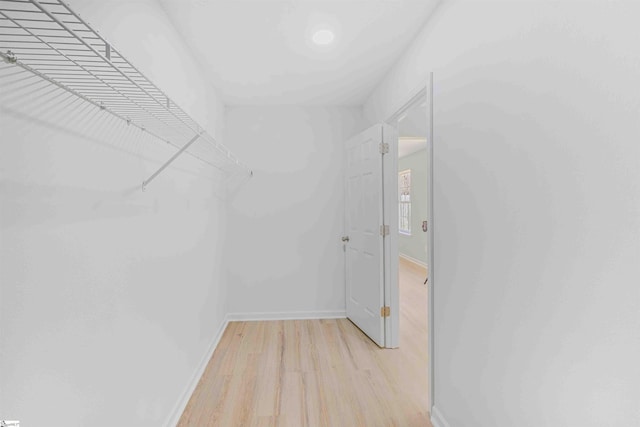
[312, 29, 335, 46]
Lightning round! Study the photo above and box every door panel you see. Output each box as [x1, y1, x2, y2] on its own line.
[344, 124, 385, 347]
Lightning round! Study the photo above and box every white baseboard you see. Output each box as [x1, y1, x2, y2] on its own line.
[227, 310, 346, 321]
[399, 252, 428, 269]
[431, 405, 452, 427]
[164, 315, 231, 427]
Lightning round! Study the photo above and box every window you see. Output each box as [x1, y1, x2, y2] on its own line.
[399, 169, 411, 235]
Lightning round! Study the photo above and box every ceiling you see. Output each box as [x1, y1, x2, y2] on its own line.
[159, 0, 440, 105]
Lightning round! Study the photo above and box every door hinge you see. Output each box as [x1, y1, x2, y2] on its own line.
[379, 142, 389, 154]
[381, 306, 390, 317]
[380, 224, 389, 237]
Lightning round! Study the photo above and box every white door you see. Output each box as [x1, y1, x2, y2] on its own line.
[344, 124, 388, 347]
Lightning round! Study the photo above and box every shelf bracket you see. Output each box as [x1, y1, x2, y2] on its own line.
[1, 50, 17, 64]
[142, 133, 202, 191]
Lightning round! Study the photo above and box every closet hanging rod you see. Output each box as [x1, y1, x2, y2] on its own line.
[0, 49, 181, 150]
[0, 0, 252, 188]
[0, 58, 252, 188]
[27, 0, 200, 135]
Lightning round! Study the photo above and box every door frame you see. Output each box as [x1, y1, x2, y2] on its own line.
[381, 122, 399, 349]
[382, 73, 435, 412]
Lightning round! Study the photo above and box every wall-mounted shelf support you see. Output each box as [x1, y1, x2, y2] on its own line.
[142, 133, 202, 192]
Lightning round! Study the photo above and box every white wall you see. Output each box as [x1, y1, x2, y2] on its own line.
[364, 1, 640, 426]
[0, 1, 230, 426]
[223, 106, 363, 318]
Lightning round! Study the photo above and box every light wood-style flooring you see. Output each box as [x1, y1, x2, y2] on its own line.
[178, 258, 430, 427]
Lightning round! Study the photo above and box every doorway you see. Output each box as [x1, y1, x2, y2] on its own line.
[342, 76, 434, 414]
[384, 77, 434, 412]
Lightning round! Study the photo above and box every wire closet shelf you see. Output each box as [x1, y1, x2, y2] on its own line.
[0, 0, 252, 190]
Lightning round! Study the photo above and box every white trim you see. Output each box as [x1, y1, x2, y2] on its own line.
[382, 123, 399, 349]
[226, 310, 346, 322]
[426, 72, 435, 412]
[164, 315, 231, 427]
[399, 137, 428, 143]
[399, 252, 428, 269]
[431, 405, 452, 427]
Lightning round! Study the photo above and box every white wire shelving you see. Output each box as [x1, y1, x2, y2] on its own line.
[0, 0, 252, 190]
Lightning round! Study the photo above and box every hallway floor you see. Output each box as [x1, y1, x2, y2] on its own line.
[178, 258, 430, 426]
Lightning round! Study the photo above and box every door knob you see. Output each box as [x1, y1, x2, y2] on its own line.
[341, 236, 350, 242]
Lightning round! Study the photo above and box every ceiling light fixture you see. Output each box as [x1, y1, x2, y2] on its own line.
[312, 29, 335, 46]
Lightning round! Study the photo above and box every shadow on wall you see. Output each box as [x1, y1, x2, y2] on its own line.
[0, 60, 231, 426]
[0, 62, 229, 198]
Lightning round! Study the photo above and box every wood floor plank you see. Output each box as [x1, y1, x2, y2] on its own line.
[178, 258, 432, 427]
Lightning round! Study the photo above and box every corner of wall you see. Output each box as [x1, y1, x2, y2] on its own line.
[164, 314, 231, 427]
